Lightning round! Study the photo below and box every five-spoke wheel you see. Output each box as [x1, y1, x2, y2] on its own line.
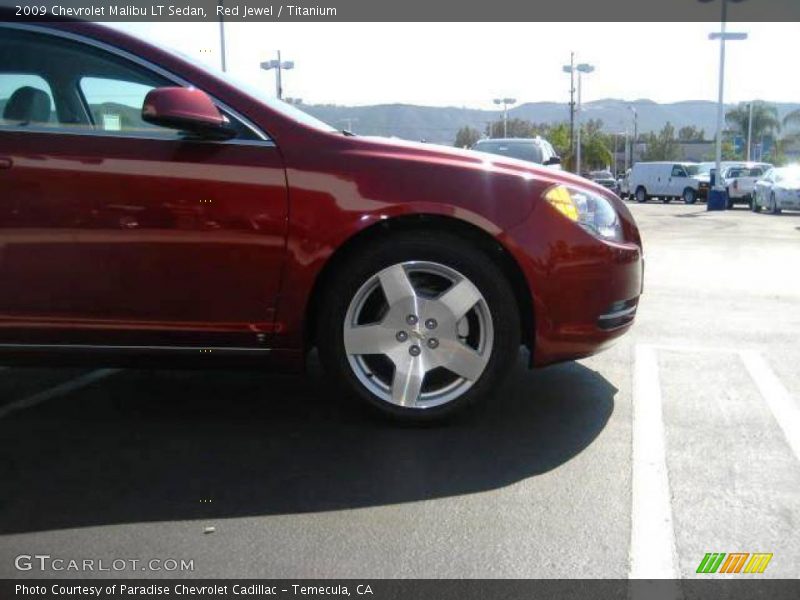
[318, 232, 520, 421]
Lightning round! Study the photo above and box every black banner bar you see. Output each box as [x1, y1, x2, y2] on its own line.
[3, 580, 800, 600]
[2, 0, 800, 22]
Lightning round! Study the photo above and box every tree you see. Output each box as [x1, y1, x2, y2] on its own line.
[580, 135, 613, 170]
[486, 118, 539, 138]
[782, 108, 800, 146]
[678, 125, 705, 141]
[725, 102, 780, 156]
[546, 122, 571, 158]
[454, 126, 481, 148]
[641, 122, 681, 161]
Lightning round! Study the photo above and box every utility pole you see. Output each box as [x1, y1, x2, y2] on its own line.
[218, 0, 227, 72]
[574, 63, 594, 177]
[623, 130, 630, 174]
[566, 52, 575, 157]
[702, 0, 747, 189]
[493, 98, 516, 138]
[746, 101, 754, 161]
[339, 117, 358, 133]
[628, 106, 638, 167]
[261, 51, 295, 100]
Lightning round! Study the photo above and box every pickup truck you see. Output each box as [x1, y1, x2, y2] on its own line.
[722, 163, 772, 208]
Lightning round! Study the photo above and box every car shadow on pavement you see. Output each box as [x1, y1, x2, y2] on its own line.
[0, 352, 616, 533]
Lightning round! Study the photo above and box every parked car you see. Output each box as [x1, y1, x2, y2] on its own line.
[617, 169, 631, 199]
[0, 19, 643, 420]
[588, 170, 619, 195]
[628, 161, 710, 204]
[696, 161, 746, 188]
[752, 166, 800, 214]
[721, 163, 772, 208]
[472, 137, 561, 169]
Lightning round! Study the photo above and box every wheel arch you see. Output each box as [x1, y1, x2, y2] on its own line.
[303, 214, 535, 354]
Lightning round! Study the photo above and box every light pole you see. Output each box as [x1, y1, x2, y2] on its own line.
[562, 53, 576, 158]
[575, 63, 594, 176]
[261, 51, 295, 100]
[699, 0, 747, 192]
[339, 117, 359, 133]
[628, 105, 638, 167]
[493, 97, 516, 138]
[746, 101, 754, 161]
[623, 130, 630, 174]
[218, 0, 227, 72]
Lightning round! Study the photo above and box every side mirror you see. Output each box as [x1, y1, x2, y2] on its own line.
[544, 155, 561, 166]
[142, 87, 235, 140]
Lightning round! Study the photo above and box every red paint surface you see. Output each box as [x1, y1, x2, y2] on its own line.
[0, 21, 643, 368]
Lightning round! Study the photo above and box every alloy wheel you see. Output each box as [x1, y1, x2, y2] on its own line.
[343, 261, 493, 409]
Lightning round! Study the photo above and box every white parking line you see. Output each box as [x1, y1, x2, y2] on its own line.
[739, 350, 800, 463]
[630, 344, 678, 579]
[0, 369, 119, 419]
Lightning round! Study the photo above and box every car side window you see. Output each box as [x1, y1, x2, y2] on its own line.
[0, 73, 56, 126]
[80, 77, 169, 134]
[0, 27, 258, 140]
[671, 165, 686, 177]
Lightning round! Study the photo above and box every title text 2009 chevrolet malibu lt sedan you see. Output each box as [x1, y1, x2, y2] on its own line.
[0, 19, 643, 420]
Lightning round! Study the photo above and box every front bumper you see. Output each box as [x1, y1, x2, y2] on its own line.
[505, 200, 644, 367]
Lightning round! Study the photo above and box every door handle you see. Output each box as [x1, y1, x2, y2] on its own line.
[0, 157, 12, 169]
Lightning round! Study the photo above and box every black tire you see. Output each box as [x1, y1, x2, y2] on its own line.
[635, 186, 647, 203]
[683, 188, 697, 205]
[752, 195, 761, 213]
[725, 189, 734, 209]
[317, 231, 521, 422]
[770, 193, 782, 215]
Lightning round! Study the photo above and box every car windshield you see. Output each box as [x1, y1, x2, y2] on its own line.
[774, 167, 800, 184]
[696, 163, 713, 175]
[590, 171, 614, 179]
[170, 49, 338, 134]
[473, 141, 543, 163]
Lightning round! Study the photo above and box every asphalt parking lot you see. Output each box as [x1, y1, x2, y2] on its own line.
[0, 202, 798, 579]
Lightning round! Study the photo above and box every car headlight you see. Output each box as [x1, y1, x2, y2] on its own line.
[544, 184, 623, 242]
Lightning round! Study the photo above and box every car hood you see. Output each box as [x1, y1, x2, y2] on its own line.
[351, 136, 612, 195]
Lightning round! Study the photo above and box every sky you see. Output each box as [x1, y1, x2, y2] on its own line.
[110, 22, 800, 109]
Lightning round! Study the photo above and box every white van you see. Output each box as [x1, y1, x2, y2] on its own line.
[628, 162, 711, 204]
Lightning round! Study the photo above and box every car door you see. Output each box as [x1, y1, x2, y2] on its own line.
[668, 164, 688, 197]
[650, 165, 668, 196]
[0, 27, 288, 349]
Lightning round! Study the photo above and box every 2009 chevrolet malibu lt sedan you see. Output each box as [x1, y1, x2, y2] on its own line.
[0, 18, 643, 420]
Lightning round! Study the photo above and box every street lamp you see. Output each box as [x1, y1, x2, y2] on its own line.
[628, 105, 638, 168]
[699, 0, 748, 193]
[562, 53, 576, 157]
[575, 63, 594, 176]
[218, 0, 226, 72]
[261, 51, 295, 100]
[493, 97, 516, 138]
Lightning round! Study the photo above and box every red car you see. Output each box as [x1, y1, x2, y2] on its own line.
[0, 20, 643, 420]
